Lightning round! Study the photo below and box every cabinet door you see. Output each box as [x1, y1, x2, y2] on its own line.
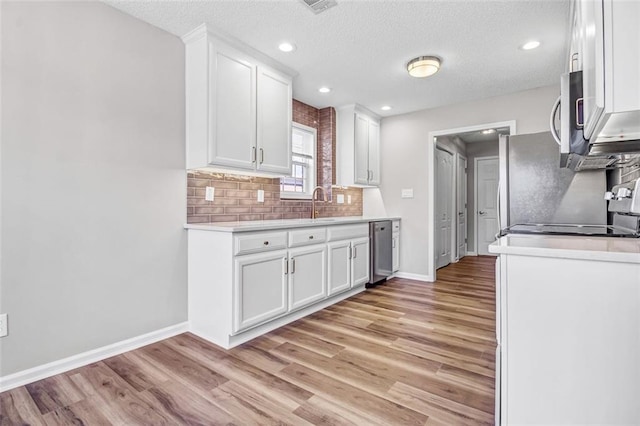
[256, 66, 292, 175]
[209, 41, 256, 170]
[234, 250, 287, 333]
[353, 114, 370, 185]
[327, 240, 351, 296]
[367, 120, 380, 185]
[351, 237, 370, 287]
[288, 245, 327, 311]
[392, 233, 399, 273]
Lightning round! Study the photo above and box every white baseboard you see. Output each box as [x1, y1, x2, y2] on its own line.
[0, 322, 189, 393]
[392, 271, 434, 282]
[466, 251, 478, 256]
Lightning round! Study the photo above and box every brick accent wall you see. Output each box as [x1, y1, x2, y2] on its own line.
[186, 99, 362, 224]
[187, 172, 363, 223]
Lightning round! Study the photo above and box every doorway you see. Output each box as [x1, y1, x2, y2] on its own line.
[428, 120, 516, 280]
[475, 157, 500, 255]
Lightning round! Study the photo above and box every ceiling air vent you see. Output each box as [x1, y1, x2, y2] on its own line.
[300, 0, 337, 14]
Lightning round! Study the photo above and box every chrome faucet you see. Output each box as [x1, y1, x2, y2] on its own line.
[311, 186, 327, 219]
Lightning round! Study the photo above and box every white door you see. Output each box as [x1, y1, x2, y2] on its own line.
[476, 157, 499, 255]
[233, 250, 288, 333]
[288, 245, 327, 311]
[256, 66, 292, 174]
[327, 240, 351, 296]
[435, 148, 453, 269]
[367, 120, 380, 185]
[457, 155, 468, 260]
[354, 114, 370, 185]
[351, 237, 370, 287]
[209, 42, 256, 170]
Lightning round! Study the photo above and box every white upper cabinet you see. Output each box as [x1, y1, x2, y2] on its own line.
[575, 0, 640, 142]
[183, 25, 293, 176]
[336, 104, 381, 187]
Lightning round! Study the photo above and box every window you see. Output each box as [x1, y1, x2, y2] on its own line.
[280, 123, 317, 199]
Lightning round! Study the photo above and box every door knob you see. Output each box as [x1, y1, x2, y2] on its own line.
[479, 211, 486, 215]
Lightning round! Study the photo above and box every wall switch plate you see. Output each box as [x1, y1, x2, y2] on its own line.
[257, 189, 265, 203]
[0, 313, 7, 337]
[205, 186, 215, 201]
[401, 188, 414, 198]
[347, 195, 352, 204]
[337, 194, 345, 204]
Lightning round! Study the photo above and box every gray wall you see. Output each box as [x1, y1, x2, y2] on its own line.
[1, 2, 187, 375]
[371, 85, 558, 278]
[465, 140, 499, 252]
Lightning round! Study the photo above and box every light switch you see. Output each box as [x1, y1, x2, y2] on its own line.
[347, 195, 352, 204]
[257, 189, 265, 203]
[401, 188, 414, 199]
[337, 194, 345, 204]
[205, 186, 215, 201]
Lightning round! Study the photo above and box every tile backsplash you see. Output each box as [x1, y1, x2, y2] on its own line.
[187, 172, 363, 223]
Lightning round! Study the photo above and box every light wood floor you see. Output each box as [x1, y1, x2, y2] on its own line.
[1, 256, 497, 425]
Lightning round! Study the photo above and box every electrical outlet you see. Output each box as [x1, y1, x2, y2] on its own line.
[337, 194, 345, 204]
[401, 188, 414, 198]
[205, 186, 215, 201]
[0, 313, 7, 337]
[257, 189, 265, 203]
[347, 195, 352, 204]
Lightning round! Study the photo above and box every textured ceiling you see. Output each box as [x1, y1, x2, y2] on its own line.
[104, 0, 571, 117]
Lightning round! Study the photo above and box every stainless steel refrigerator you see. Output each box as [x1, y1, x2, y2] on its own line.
[498, 131, 607, 231]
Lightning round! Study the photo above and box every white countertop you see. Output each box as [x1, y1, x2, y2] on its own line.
[184, 216, 401, 233]
[490, 234, 640, 264]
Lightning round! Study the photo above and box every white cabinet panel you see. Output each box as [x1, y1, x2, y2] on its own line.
[234, 230, 287, 255]
[234, 250, 287, 332]
[354, 114, 370, 185]
[256, 66, 292, 175]
[392, 234, 399, 273]
[210, 42, 256, 170]
[327, 240, 351, 296]
[351, 237, 370, 287]
[336, 105, 381, 187]
[288, 245, 327, 311]
[367, 120, 380, 185]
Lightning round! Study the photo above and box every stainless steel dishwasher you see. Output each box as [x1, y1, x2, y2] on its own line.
[367, 220, 392, 286]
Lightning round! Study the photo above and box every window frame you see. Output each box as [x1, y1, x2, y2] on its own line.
[280, 122, 317, 200]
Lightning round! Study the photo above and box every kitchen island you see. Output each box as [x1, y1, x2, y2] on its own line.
[185, 216, 400, 349]
[490, 234, 640, 425]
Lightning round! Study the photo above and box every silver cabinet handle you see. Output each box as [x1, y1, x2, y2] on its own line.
[479, 211, 487, 215]
[291, 258, 296, 274]
[251, 146, 257, 163]
[260, 148, 264, 164]
[309, 235, 314, 240]
[392, 238, 396, 248]
[353, 246, 357, 258]
[283, 257, 288, 275]
[348, 246, 352, 259]
[263, 241, 269, 245]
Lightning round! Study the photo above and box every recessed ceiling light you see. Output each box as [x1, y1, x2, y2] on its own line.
[278, 42, 296, 52]
[521, 40, 541, 50]
[482, 129, 496, 134]
[381, 105, 392, 111]
[318, 87, 331, 93]
[406, 56, 441, 78]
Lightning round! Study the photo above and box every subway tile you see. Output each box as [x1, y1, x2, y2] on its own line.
[208, 215, 239, 222]
[188, 198, 210, 206]
[194, 206, 225, 214]
[224, 206, 252, 214]
[251, 206, 273, 213]
[283, 212, 302, 219]
[187, 188, 195, 196]
[187, 178, 210, 188]
[273, 207, 293, 213]
[187, 215, 210, 223]
[224, 190, 252, 198]
[238, 182, 262, 190]
[238, 214, 263, 221]
[210, 181, 239, 190]
[212, 198, 239, 205]
[262, 213, 284, 220]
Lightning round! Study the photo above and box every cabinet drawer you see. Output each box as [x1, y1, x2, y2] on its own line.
[234, 231, 288, 255]
[288, 227, 327, 247]
[327, 224, 369, 241]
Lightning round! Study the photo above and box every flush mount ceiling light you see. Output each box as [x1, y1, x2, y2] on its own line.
[318, 87, 331, 93]
[278, 42, 296, 52]
[381, 105, 392, 111]
[521, 40, 541, 50]
[406, 56, 441, 78]
[482, 129, 496, 134]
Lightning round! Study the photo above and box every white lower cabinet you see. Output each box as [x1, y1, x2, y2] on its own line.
[233, 250, 288, 333]
[327, 240, 351, 296]
[288, 244, 327, 311]
[327, 236, 370, 296]
[351, 237, 370, 287]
